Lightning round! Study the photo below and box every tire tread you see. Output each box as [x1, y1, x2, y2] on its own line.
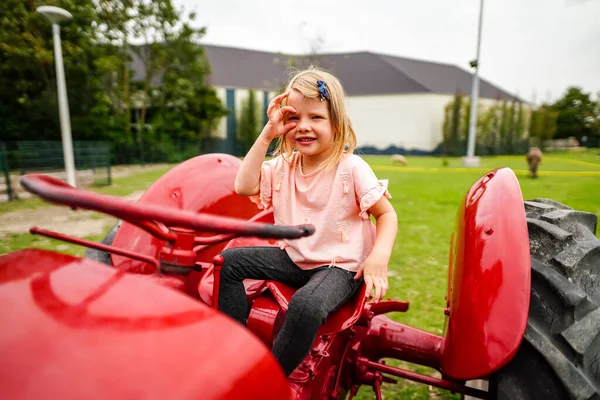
[494, 198, 600, 399]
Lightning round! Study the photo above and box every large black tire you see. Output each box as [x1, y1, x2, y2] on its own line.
[491, 199, 600, 400]
[84, 220, 121, 266]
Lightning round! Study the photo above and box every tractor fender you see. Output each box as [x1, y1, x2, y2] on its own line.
[0, 249, 291, 399]
[440, 168, 531, 380]
[111, 154, 260, 273]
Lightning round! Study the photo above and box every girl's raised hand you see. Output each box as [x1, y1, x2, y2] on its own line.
[262, 92, 297, 141]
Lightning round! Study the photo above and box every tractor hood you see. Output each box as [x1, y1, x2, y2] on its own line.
[0, 249, 291, 399]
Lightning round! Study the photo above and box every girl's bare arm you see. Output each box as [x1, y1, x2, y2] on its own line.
[355, 197, 398, 302]
[234, 92, 297, 196]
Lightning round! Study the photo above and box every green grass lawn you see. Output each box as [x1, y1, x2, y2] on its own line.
[0, 232, 106, 256]
[1, 150, 599, 399]
[356, 149, 599, 399]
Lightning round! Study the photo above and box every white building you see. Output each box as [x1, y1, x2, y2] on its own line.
[136, 44, 524, 154]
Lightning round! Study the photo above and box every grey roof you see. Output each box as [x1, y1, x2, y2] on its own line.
[299, 52, 431, 96]
[376, 53, 518, 101]
[133, 44, 521, 102]
[203, 45, 289, 92]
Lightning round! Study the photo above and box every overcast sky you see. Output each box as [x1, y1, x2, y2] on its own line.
[174, 0, 599, 104]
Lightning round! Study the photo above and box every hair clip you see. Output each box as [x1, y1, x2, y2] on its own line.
[317, 80, 329, 101]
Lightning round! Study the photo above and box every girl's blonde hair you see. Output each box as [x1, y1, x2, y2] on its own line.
[273, 66, 357, 171]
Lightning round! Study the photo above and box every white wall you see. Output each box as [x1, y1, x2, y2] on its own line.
[346, 94, 526, 152]
[212, 90, 528, 153]
[214, 87, 227, 139]
[346, 93, 453, 152]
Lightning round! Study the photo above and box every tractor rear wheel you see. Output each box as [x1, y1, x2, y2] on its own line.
[491, 199, 600, 399]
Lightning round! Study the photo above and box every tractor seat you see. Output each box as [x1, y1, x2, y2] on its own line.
[265, 280, 367, 336]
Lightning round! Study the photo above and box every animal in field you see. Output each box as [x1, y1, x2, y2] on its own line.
[526, 147, 542, 178]
[391, 154, 407, 166]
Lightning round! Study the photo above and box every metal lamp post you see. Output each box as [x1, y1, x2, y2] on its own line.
[462, 0, 484, 168]
[37, 5, 77, 187]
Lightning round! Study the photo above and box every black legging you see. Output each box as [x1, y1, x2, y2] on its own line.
[218, 246, 363, 375]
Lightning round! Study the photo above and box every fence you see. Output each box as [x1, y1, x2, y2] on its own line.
[110, 137, 239, 166]
[0, 143, 13, 202]
[1, 141, 112, 202]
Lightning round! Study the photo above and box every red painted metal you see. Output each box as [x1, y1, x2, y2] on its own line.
[194, 233, 235, 246]
[131, 219, 177, 242]
[364, 299, 410, 318]
[374, 378, 383, 400]
[7, 162, 534, 399]
[110, 154, 261, 272]
[441, 168, 530, 380]
[138, 273, 187, 292]
[264, 281, 369, 336]
[355, 358, 489, 399]
[0, 249, 291, 400]
[158, 227, 197, 268]
[211, 254, 224, 310]
[198, 209, 277, 305]
[20, 172, 313, 242]
[247, 293, 282, 347]
[29, 226, 160, 271]
[360, 315, 443, 370]
[20, 158, 313, 288]
[287, 332, 354, 399]
[198, 262, 267, 307]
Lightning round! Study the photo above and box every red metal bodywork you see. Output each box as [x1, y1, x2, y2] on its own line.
[2, 158, 532, 400]
[0, 249, 291, 399]
[111, 154, 260, 274]
[441, 168, 531, 379]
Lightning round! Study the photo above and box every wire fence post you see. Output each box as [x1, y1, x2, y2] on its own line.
[1, 142, 13, 201]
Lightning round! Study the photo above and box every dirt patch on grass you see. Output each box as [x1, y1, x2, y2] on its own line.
[0, 163, 168, 238]
[0, 190, 143, 237]
[111, 163, 171, 179]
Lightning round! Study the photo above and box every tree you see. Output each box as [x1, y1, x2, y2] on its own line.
[515, 101, 526, 145]
[237, 89, 260, 154]
[149, 20, 227, 159]
[441, 91, 464, 156]
[0, 0, 227, 165]
[0, 0, 110, 142]
[94, 0, 170, 161]
[552, 87, 597, 140]
[442, 95, 531, 155]
[477, 101, 501, 154]
[593, 91, 600, 144]
[94, 0, 227, 162]
[506, 100, 517, 151]
[498, 100, 511, 152]
[529, 104, 557, 149]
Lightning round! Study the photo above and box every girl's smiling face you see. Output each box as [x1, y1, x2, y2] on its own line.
[285, 89, 335, 166]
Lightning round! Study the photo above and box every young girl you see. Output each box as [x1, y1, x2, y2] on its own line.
[218, 67, 398, 376]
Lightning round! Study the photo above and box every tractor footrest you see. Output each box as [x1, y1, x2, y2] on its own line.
[358, 299, 409, 325]
[370, 300, 409, 315]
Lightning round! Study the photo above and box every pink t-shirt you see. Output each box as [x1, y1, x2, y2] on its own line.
[252, 152, 391, 272]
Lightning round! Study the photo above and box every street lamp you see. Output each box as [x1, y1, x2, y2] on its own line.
[463, 0, 484, 168]
[37, 5, 77, 187]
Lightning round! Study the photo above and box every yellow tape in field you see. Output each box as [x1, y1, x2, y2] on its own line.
[372, 165, 600, 177]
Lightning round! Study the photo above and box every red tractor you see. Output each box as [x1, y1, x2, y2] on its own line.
[0, 153, 598, 399]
